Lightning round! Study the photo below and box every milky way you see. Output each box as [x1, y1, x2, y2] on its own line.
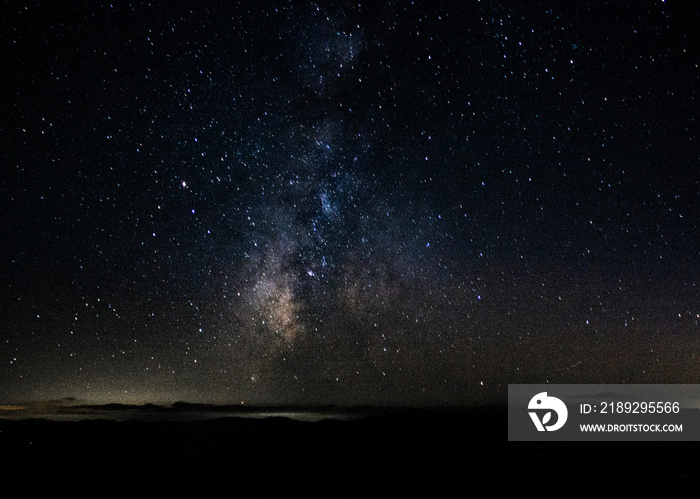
[1, 1, 699, 406]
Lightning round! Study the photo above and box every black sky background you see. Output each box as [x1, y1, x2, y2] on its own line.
[1, 1, 699, 407]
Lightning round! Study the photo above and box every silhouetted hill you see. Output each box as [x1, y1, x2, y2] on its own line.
[0, 406, 692, 497]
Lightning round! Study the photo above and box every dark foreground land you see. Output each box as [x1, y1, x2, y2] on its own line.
[0, 406, 693, 497]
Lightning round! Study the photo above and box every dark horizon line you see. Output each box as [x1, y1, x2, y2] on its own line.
[0, 399, 507, 414]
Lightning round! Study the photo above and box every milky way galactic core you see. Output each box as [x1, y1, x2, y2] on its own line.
[1, 1, 699, 406]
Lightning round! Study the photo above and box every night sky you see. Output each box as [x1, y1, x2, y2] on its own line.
[1, 1, 698, 407]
